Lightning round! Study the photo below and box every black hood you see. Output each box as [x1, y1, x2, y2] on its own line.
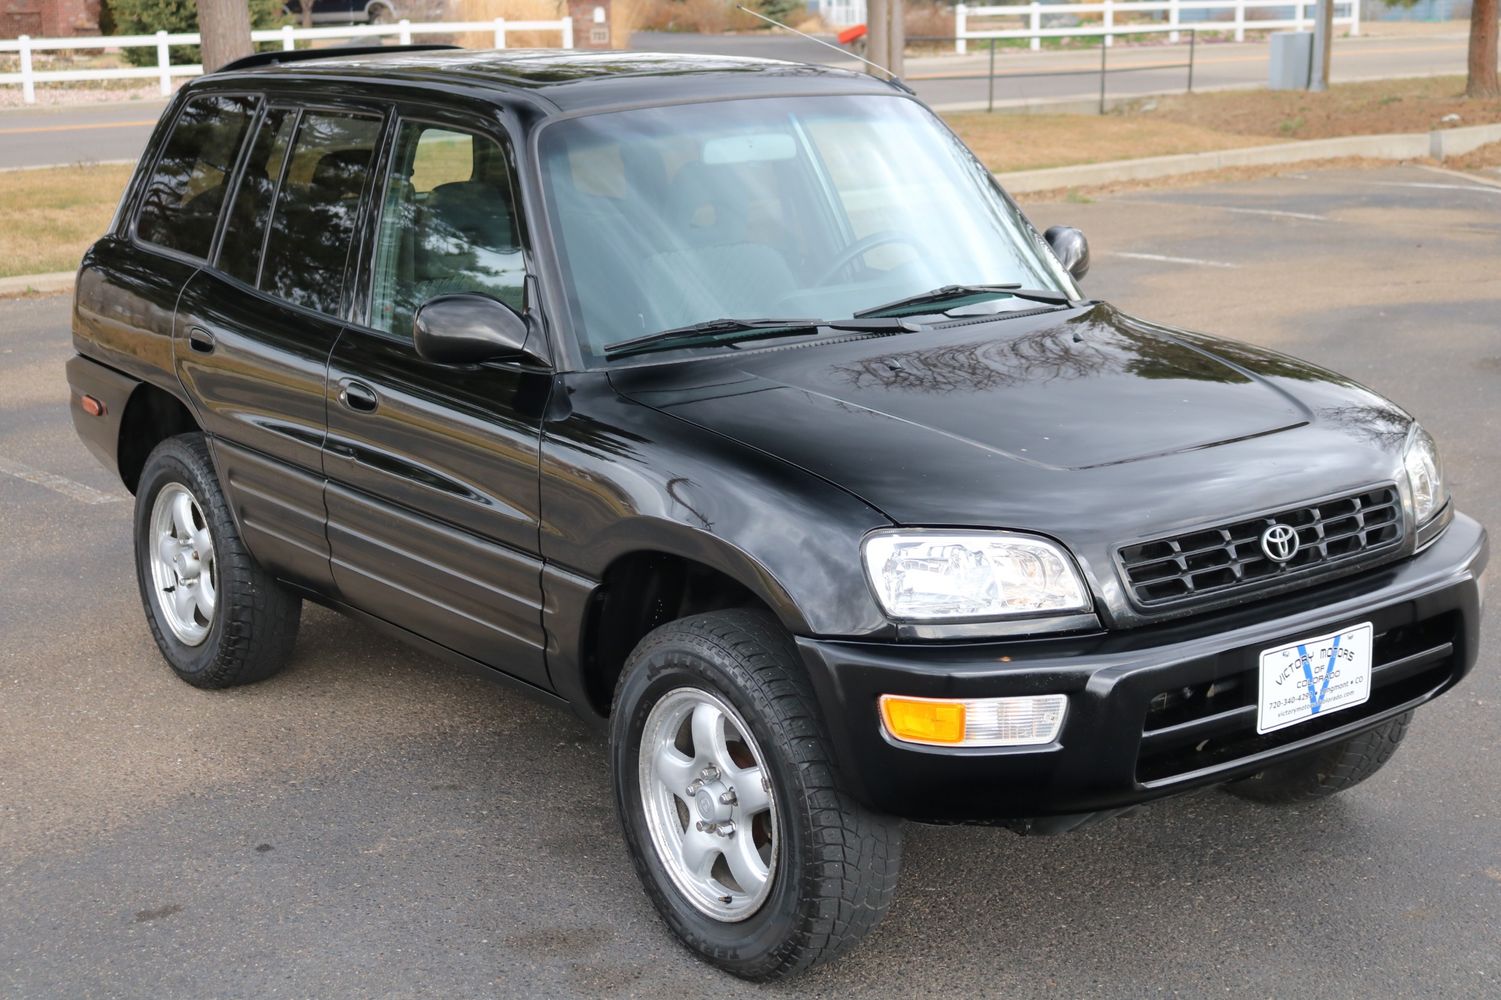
[609, 304, 1412, 543]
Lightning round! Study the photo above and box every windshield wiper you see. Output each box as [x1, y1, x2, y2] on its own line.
[854, 284, 1076, 318]
[603, 316, 920, 360]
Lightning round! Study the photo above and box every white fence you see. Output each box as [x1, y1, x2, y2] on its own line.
[956, 0, 1359, 53]
[0, 18, 574, 104]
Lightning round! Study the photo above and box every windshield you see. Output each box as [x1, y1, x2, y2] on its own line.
[537, 95, 1076, 362]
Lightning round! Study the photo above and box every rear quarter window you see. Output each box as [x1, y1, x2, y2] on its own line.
[135, 94, 258, 259]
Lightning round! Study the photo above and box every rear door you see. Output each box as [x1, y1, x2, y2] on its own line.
[174, 100, 387, 591]
[321, 107, 553, 689]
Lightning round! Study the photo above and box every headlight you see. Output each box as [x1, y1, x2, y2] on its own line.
[862, 530, 1090, 621]
[1403, 423, 1446, 524]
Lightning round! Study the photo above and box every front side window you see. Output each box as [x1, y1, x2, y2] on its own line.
[538, 95, 1074, 361]
[136, 94, 258, 258]
[259, 110, 383, 317]
[369, 122, 527, 338]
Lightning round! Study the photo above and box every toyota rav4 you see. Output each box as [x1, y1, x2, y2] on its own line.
[65, 47, 1487, 980]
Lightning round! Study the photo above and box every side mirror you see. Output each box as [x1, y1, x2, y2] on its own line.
[413, 293, 541, 366]
[1044, 225, 1090, 282]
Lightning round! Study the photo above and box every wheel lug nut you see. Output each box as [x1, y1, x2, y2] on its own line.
[719, 789, 737, 806]
[717, 822, 735, 838]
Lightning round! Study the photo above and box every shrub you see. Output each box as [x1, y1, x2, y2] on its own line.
[102, 0, 286, 67]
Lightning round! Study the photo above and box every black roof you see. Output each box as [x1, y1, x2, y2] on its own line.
[214, 48, 900, 113]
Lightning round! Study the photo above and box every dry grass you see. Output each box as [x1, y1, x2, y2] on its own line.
[636, 0, 761, 35]
[0, 163, 133, 279]
[452, 0, 568, 48]
[948, 113, 1266, 172]
[1137, 75, 1501, 140]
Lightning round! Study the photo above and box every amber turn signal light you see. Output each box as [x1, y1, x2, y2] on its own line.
[79, 394, 105, 417]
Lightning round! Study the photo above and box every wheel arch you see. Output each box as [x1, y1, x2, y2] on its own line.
[548, 534, 814, 721]
[118, 381, 201, 494]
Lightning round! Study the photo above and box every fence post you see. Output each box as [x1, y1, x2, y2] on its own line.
[1349, 0, 1360, 36]
[1099, 37, 1107, 114]
[561, 16, 573, 49]
[493, 17, 507, 47]
[988, 39, 996, 111]
[19, 35, 34, 104]
[1168, 0, 1180, 43]
[156, 30, 170, 96]
[398, 18, 412, 43]
[281, 24, 295, 50]
[1187, 28, 1195, 91]
[1030, 2, 1041, 50]
[1233, 1, 1244, 42]
[955, 3, 967, 55]
[1104, 0, 1114, 47]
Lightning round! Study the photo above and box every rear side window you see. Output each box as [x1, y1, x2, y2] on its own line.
[259, 111, 383, 316]
[217, 107, 297, 287]
[136, 95, 257, 259]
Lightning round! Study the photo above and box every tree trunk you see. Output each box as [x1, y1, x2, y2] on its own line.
[195, 0, 254, 73]
[1469, 0, 1499, 98]
[301, 2, 313, 30]
[864, 0, 905, 79]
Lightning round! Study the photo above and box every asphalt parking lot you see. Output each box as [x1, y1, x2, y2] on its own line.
[2, 163, 1498, 999]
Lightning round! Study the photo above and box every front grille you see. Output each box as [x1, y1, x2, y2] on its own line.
[1135, 612, 1460, 784]
[1118, 485, 1404, 609]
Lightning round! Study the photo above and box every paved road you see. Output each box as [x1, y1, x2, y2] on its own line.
[0, 31, 1473, 169]
[1, 164, 1498, 998]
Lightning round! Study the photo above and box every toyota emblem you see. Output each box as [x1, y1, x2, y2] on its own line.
[1260, 523, 1300, 563]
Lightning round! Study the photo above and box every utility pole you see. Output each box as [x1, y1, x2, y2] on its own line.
[865, 0, 905, 79]
[195, 0, 253, 73]
[1309, 0, 1333, 91]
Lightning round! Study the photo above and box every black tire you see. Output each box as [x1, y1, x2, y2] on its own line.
[1223, 712, 1412, 805]
[133, 433, 300, 689]
[610, 609, 902, 981]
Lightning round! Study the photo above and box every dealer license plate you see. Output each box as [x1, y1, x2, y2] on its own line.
[1256, 622, 1374, 735]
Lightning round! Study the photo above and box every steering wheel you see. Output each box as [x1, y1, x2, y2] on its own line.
[814, 230, 923, 286]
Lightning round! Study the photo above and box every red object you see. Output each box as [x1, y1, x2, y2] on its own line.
[837, 24, 867, 45]
[79, 393, 104, 417]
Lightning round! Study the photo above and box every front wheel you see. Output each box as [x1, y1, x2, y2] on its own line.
[610, 610, 902, 980]
[1222, 712, 1412, 804]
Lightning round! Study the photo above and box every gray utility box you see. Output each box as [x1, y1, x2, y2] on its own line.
[1269, 31, 1313, 90]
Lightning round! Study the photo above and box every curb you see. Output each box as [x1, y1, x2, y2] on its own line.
[0, 271, 76, 298]
[996, 122, 1501, 193]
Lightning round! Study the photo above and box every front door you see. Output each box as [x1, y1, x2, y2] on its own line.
[322, 113, 552, 689]
[175, 103, 386, 591]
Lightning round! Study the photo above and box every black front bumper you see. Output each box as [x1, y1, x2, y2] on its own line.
[798, 513, 1487, 826]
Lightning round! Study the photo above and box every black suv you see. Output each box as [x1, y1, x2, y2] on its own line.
[66, 47, 1487, 980]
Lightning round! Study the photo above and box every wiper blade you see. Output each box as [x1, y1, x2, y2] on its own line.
[603, 316, 920, 359]
[854, 284, 1075, 318]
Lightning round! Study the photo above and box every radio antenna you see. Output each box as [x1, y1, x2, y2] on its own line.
[733, 4, 910, 89]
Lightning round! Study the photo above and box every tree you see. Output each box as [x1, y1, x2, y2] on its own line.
[1469, 0, 1499, 98]
[104, 0, 283, 69]
[195, 0, 253, 71]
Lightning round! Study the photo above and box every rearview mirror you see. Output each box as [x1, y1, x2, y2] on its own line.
[1044, 226, 1090, 282]
[413, 293, 540, 366]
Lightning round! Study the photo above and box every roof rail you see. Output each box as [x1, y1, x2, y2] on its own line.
[215, 43, 460, 75]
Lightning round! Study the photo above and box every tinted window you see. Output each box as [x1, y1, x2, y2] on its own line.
[217, 107, 297, 287]
[136, 95, 257, 258]
[259, 111, 383, 316]
[369, 123, 527, 338]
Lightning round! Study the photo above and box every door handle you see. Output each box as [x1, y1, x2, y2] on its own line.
[338, 379, 379, 414]
[187, 327, 215, 354]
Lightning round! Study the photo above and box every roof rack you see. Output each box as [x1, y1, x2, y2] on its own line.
[215, 43, 460, 75]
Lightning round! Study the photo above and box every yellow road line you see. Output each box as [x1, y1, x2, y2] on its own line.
[0, 119, 156, 136]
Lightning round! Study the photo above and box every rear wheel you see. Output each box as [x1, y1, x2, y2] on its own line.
[133, 434, 301, 689]
[610, 609, 902, 980]
[1223, 712, 1412, 804]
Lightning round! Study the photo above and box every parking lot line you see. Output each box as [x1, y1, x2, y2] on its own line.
[0, 454, 122, 504]
[1111, 251, 1238, 268]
